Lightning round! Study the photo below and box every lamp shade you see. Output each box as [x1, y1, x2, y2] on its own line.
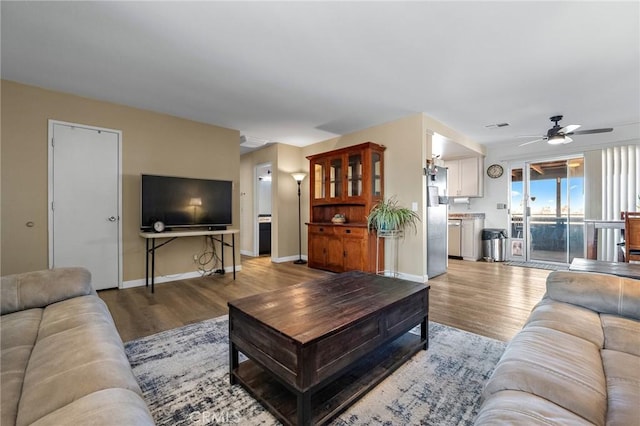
[189, 197, 203, 206]
[547, 135, 566, 145]
[291, 172, 307, 182]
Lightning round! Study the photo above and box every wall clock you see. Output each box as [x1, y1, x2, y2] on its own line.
[487, 164, 504, 179]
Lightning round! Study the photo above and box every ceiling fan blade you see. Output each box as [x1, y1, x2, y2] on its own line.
[519, 138, 546, 147]
[516, 135, 545, 138]
[559, 124, 580, 134]
[567, 127, 613, 135]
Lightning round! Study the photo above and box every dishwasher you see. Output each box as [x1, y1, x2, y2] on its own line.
[448, 219, 461, 257]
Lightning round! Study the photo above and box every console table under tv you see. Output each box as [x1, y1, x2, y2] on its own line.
[139, 229, 239, 293]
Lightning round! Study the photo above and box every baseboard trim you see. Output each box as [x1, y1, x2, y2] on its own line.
[272, 255, 308, 263]
[122, 265, 242, 289]
[377, 271, 424, 283]
[401, 272, 424, 283]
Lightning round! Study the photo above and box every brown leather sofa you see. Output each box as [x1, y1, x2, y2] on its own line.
[476, 271, 640, 425]
[1, 268, 154, 425]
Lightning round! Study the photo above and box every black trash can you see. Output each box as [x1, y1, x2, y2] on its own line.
[482, 228, 508, 262]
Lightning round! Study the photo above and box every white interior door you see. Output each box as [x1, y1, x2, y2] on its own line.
[48, 121, 122, 290]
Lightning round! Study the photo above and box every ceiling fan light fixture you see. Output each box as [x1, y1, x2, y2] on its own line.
[548, 134, 566, 145]
[518, 115, 613, 149]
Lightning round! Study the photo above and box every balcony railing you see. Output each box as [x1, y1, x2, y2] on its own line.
[511, 215, 625, 261]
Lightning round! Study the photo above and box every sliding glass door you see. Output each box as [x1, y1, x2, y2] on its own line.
[509, 156, 584, 264]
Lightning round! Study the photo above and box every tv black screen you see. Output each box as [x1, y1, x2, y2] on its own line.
[141, 174, 232, 230]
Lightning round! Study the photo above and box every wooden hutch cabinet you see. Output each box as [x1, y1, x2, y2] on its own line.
[306, 142, 385, 273]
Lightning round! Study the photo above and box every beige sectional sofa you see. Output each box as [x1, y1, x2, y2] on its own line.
[1, 267, 154, 426]
[476, 270, 640, 425]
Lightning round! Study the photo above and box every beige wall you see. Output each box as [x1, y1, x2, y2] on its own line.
[275, 143, 307, 261]
[422, 113, 486, 157]
[1, 80, 240, 282]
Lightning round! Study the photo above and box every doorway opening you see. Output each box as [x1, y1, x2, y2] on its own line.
[509, 156, 585, 265]
[255, 163, 272, 257]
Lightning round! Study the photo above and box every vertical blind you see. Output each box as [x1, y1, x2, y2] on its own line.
[601, 144, 639, 261]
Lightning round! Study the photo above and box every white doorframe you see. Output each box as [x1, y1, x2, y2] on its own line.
[47, 119, 123, 288]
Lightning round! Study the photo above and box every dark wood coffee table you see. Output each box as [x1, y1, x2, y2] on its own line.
[228, 271, 429, 426]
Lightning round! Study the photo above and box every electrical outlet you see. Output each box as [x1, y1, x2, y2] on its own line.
[193, 254, 198, 261]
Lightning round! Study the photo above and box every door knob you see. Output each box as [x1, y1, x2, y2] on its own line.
[108, 216, 117, 222]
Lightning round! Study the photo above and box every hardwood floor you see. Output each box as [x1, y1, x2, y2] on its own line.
[99, 257, 551, 343]
[429, 259, 550, 341]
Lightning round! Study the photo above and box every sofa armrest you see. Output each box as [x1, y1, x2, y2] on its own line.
[1, 267, 94, 315]
[545, 271, 640, 320]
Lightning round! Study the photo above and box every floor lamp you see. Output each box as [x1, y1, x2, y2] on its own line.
[291, 172, 307, 265]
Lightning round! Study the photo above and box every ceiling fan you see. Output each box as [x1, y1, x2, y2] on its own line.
[518, 115, 613, 146]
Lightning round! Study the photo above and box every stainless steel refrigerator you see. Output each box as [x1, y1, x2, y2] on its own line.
[426, 165, 448, 278]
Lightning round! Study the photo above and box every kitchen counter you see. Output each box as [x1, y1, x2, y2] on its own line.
[449, 213, 485, 219]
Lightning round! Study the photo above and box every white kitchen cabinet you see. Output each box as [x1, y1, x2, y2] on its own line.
[445, 157, 484, 197]
[460, 218, 484, 261]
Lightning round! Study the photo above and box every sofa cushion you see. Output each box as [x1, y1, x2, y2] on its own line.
[0, 309, 43, 426]
[483, 325, 606, 425]
[16, 296, 143, 426]
[29, 388, 154, 426]
[37, 295, 114, 340]
[602, 349, 640, 426]
[526, 298, 604, 347]
[546, 271, 640, 320]
[475, 390, 594, 425]
[1, 268, 93, 315]
[600, 314, 640, 356]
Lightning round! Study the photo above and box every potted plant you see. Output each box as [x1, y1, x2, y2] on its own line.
[366, 196, 420, 236]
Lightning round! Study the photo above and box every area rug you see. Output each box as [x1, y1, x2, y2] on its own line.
[125, 316, 505, 425]
[505, 261, 568, 271]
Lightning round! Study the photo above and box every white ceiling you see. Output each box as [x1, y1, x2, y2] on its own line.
[2, 1, 639, 155]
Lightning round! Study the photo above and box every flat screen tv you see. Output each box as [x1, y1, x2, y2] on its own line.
[141, 174, 232, 230]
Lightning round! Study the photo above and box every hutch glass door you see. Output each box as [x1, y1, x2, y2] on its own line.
[347, 153, 363, 197]
[313, 162, 325, 200]
[329, 157, 343, 199]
